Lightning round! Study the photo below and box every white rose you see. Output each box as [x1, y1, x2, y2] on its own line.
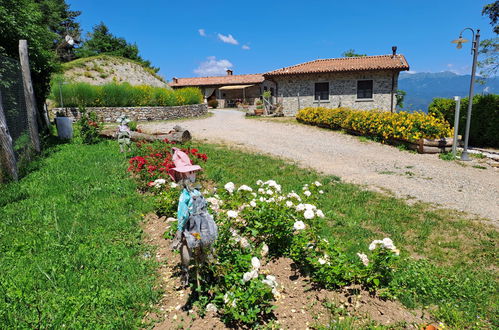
[243, 269, 258, 282]
[251, 257, 261, 269]
[318, 258, 327, 265]
[224, 182, 235, 194]
[251, 192, 257, 197]
[259, 197, 265, 202]
[258, 188, 265, 194]
[319, 190, 324, 194]
[256, 180, 263, 185]
[357, 252, 369, 266]
[285, 201, 293, 207]
[304, 209, 315, 219]
[250, 200, 257, 207]
[369, 240, 383, 251]
[239, 237, 250, 249]
[266, 189, 273, 195]
[314, 181, 322, 186]
[316, 209, 325, 218]
[295, 203, 306, 211]
[170, 182, 178, 188]
[304, 203, 316, 210]
[227, 210, 238, 218]
[238, 185, 253, 192]
[261, 243, 269, 257]
[304, 190, 311, 197]
[382, 237, 396, 250]
[154, 178, 166, 185]
[293, 220, 306, 230]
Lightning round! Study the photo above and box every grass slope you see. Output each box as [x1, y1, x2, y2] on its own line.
[198, 143, 498, 328]
[0, 141, 157, 328]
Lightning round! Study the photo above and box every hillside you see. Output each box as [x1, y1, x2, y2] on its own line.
[399, 71, 498, 111]
[61, 55, 168, 88]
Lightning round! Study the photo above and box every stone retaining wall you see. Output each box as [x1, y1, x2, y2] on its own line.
[51, 103, 208, 122]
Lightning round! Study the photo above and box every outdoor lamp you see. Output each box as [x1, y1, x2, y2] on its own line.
[451, 35, 469, 49]
[451, 28, 480, 161]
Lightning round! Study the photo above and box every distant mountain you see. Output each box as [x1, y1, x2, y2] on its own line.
[398, 71, 498, 112]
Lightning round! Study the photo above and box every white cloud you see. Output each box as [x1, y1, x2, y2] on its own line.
[198, 29, 206, 37]
[218, 33, 238, 45]
[242, 45, 250, 50]
[194, 56, 233, 76]
[406, 70, 417, 74]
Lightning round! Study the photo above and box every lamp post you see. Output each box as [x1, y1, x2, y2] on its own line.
[451, 28, 480, 161]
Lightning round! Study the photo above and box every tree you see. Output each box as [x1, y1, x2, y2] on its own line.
[341, 49, 366, 57]
[0, 0, 59, 120]
[76, 22, 158, 72]
[396, 90, 406, 109]
[479, 1, 499, 78]
[36, 0, 82, 62]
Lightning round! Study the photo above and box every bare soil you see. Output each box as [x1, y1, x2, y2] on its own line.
[141, 213, 433, 329]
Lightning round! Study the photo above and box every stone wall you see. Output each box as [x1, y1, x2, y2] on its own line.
[272, 70, 399, 116]
[51, 103, 208, 122]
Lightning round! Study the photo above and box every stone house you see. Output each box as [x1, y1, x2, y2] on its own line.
[264, 50, 409, 116]
[169, 70, 275, 108]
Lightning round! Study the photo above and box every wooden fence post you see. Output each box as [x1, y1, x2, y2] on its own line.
[0, 89, 19, 181]
[18, 40, 41, 153]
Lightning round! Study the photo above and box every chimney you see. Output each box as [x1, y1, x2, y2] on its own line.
[172, 77, 178, 84]
[226, 69, 233, 76]
[391, 46, 397, 57]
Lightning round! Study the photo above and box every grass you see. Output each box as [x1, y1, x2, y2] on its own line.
[196, 142, 498, 328]
[62, 54, 166, 84]
[0, 140, 158, 328]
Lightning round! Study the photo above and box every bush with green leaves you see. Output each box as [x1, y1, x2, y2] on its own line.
[208, 99, 219, 108]
[49, 82, 203, 107]
[145, 175, 401, 327]
[77, 108, 102, 144]
[428, 94, 499, 147]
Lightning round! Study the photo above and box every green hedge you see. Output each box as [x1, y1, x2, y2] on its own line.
[428, 94, 499, 148]
[49, 82, 203, 107]
[296, 107, 452, 142]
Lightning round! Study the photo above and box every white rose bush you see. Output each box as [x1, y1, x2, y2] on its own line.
[161, 178, 401, 327]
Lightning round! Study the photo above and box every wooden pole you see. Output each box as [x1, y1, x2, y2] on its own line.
[18, 40, 40, 153]
[0, 89, 19, 181]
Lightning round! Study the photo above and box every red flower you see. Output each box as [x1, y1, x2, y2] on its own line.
[147, 181, 155, 187]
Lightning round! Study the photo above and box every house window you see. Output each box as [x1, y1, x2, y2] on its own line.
[314, 82, 329, 100]
[357, 80, 373, 99]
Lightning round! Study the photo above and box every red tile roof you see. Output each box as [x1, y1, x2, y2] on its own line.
[169, 73, 264, 87]
[264, 55, 409, 76]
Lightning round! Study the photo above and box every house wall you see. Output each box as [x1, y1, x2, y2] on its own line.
[270, 70, 399, 116]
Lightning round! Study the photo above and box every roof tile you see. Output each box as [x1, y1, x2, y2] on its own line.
[264, 55, 409, 76]
[169, 74, 264, 87]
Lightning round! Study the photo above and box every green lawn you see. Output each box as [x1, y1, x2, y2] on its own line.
[0, 140, 157, 328]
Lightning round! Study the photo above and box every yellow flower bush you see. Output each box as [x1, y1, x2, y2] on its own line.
[297, 107, 453, 142]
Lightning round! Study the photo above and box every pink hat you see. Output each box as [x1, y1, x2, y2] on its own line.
[171, 147, 202, 173]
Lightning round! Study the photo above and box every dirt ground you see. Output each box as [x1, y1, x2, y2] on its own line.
[141, 213, 433, 329]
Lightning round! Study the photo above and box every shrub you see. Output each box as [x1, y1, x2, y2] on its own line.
[77, 107, 102, 144]
[428, 94, 499, 147]
[49, 82, 202, 108]
[297, 107, 453, 142]
[208, 99, 219, 109]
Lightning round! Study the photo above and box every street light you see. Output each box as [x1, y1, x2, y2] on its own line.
[451, 28, 480, 161]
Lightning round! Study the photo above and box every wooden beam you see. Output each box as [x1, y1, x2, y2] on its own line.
[0, 89, 18, 181]
[18, 40, 40, 153]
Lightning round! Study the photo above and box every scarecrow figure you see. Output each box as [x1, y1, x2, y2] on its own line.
[116, 115, 132, 153]
[170, 147, 217, 287]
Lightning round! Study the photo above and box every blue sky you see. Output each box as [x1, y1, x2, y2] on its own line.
[68, 0, 496, 80]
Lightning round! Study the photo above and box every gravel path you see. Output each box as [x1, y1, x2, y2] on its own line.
[142, 110, 499, 225]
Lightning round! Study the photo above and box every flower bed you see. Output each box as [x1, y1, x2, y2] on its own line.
[128, 140, 400, 327]
[296, 107, 453, 153]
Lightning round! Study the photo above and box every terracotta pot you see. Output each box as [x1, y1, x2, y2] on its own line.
[254, 109, 264, 115]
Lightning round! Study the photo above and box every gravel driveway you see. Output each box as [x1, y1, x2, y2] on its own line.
[142, 110, 499, 225]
